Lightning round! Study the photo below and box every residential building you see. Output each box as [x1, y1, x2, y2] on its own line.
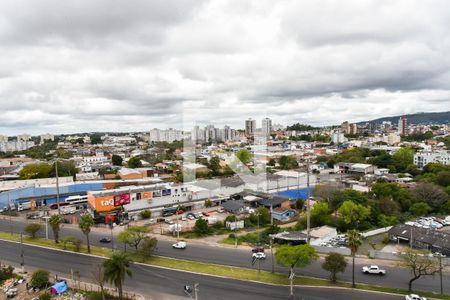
[245, 118, 256, 136]
[17, 134, 31, 141]
[0, 135, 7, 143]
[398, 116, 407, 136]
[332, 132, 346, 144]
[0, 140, 35, 152]
[262, 118, 272, 137]
[40, 133, 54, 143]
[414, 150, 450, 169]
[149, 128, 183, 143]
[340, 121, 350, 134]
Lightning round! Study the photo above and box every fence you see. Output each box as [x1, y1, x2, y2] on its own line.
[313, 245, 351, 255]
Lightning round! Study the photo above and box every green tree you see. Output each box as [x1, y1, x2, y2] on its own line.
[79, 214, 94, 253]
[267, 158, 276, 166]
[278, 155, 298, 170]
[193, 218, 210, 235]
[275, 244, 318, 297]
[436, 171, 450, 187]
[18, 163, 52, 179]
[48, 214, 64, 243]
[392, 147, 414, 173]
[413, 182, 448, 212]
[253, 207, 271, 226]
[50, 160, 78, 177]
[24, 223, 42, 239]
[338, 201, 370, 228]
[127, 156, 142, 168]
[311, 202, 330, 227]
[208, 156, 221, 175]
[204, 199, 213, 208]
[31, 269, 50, 288]
[112, 154, 123, 166]
[103, 252, 132, 300]
[236, 149, 252, 164]
[347, 230, 363, 288]
[137, 237, 158, 260]
[118, 226, 148, 251]
[322, 252, 347, 283]
[409, 202, 432, 216]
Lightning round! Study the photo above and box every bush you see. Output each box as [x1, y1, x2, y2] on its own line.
[228, 233, 236, 239]
[193, 218, 210, 235]
[212, 221, 224, 229]
[0, 265, 14, 281]
[382, 234, 390, 244]
[25, 223, 42, 238]
[30, 269, 50, 288]
[39, 293, 51, 300]
[139, 210, 152, 220]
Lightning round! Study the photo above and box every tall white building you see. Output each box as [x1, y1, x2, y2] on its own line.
[398, 116, 407, 136]
[40, 133, 54, 144]
[149, 128, 183, 143]
[0, 135, 8, 143]
[414, 151, 450, 169]
[332, 132, 347, 144]
[0, 140, 35, 152]
[17, 134, 31, 141]
[261, 118, 272, 137]
[245, 118, 256, 136]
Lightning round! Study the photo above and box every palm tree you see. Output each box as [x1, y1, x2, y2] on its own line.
[48, 215, 64, 243]
[79, 214, 94, 253]
[347, 229, 362, 288]
[103, 252, 132, 300]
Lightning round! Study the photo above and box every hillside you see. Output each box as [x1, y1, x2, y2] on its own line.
[360, 111, 450, 125]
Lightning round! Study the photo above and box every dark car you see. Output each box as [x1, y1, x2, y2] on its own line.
[252, 247, 265, 253]
[99, 237, 111, 243]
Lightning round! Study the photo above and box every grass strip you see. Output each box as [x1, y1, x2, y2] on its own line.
[0, 231, 448, 300]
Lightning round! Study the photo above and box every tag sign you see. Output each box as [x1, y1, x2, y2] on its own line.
[289, 272, 295, 279]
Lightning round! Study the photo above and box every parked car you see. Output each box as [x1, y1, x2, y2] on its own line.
[144, 219, 156, 226]
[176, 209, 185, 215]
[172, 241, 187, 249]
[186, 214, 195, 220]
[362, 265, 386, 275]
[6, 288, 17, 298]
[217, 208, 225, 213]
[165, 219, 175, 225]
[202, 211, 210, 217]
[99, 237, 111, 243]
[405, 294, 427, 300]
[252, 252, 266, 259]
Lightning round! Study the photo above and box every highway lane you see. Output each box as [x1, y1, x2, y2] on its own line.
[0, 217, 448, 295]
[0, 239, 404, 300]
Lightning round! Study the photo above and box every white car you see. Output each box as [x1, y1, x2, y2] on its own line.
[405, 294, 427, 300]
[172, 241, 187, 249]
[252, 252, 266, 259]
[362, 265, 386, 275]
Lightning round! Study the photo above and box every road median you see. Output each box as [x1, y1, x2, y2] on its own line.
[0, 231, 448, 300]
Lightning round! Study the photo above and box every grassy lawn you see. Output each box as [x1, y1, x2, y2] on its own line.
[357, 233, 388, 255]
[1, 231, 449, 299]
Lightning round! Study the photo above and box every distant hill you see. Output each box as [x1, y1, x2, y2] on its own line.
[359, 111, 450, 125]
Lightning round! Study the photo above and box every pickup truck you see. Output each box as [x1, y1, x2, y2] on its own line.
[362, 265, 386, 275]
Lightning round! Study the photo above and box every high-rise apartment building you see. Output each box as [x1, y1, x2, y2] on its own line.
[245, 118, 256, 136]
[261, 118, 272, 137]
[398, 116, 407, 136]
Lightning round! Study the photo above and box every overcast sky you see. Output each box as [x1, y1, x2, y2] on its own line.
[1, 0, 450, 135]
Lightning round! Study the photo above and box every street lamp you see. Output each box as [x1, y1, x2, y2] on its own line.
[434, 252, 446, 294]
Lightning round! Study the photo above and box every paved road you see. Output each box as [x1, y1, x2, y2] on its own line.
[0, 217, 448, 295]
[0, 239, 404, 300]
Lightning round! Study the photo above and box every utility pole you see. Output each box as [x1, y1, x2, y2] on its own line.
[20, 232, 24, 273]
[306, 158, 311, 243]
[194, 283, 199, 300]
[55, 158, 61, 215]
[270, 239, 274, 273]
[8, 193, 12, 236]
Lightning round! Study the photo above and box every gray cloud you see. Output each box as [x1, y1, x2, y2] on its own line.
[1, 0, 450, 135]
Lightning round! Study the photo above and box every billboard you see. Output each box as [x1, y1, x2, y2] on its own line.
[114, 194, 131, 206]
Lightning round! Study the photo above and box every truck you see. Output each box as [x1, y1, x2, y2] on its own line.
[17, 201, 31, 211]
[362, 265, 386, 275]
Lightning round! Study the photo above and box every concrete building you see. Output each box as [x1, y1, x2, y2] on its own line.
[332, 132, 346, 144]
[398, 116, 407, 136]
[0, 135, 8, 143]
[149, 128, 183, 143]
[245, 118, 256, 137]
[262, 118, 272, 137]
[40, 133, 54, 144]
[17, 134, 31, 141]
[0, 140, 35, 152]
[414, 150, 450, 169]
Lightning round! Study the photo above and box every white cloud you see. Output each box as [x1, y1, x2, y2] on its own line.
[0, 0, 449, 135]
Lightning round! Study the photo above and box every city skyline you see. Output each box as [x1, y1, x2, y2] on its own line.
[1, 1, 450, 134]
